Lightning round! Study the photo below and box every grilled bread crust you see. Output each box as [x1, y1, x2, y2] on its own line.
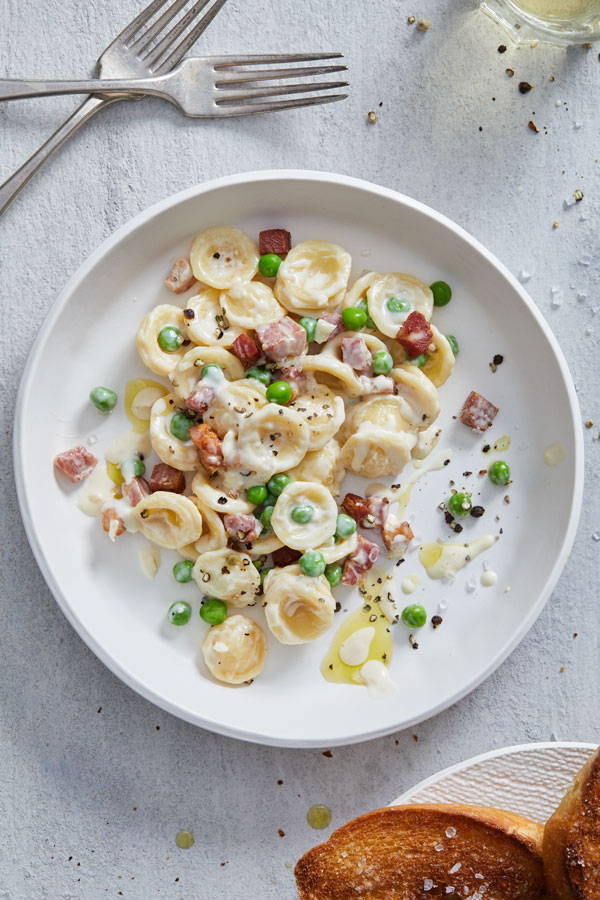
[544, 750, 600, 900]
[295, 803, 547, 900]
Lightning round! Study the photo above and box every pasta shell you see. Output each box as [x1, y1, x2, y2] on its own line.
[190, 226, 259, 289]
[289, 439, 345, 497]
[133, 491, 203, 549]
[193, 548, 260, 606]
[220, 281, 284, 329]
[149, 393, 200, 472]
[202, 615, 267, 684]
[421, 325, 455, 387]
[136, 304, 189, 377]
[367, 273, 433, 337]
[271, 481, 338, 551]
[236, 404, 310, 479]
[169, 345, 244, 403]
[182, 286, 243, 348]
[204, 379, 267, 437]
[275, 241, 351, 313]
[263, 565, 335, 645]
[341, 427, 417, 478]
[289, 386, 345, 450]
[191, 471, 253, 515]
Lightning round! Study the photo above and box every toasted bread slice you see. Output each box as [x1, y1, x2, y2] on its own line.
[295, 803, 546, 899]
[544, 749, 600, 899]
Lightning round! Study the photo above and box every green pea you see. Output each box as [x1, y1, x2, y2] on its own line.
[325, 563, 343, 587]
[372, 349, 393, 375]
[430, 280, 452, 307]
[158, 326, 183, 352]
[260, 505, 273, 531]
[246, 484, 268, 505]
[201, 363, 223, 380]
[488, 460, 511, 486]
[446, 334, 459, 356]
[357, 299, 376, 330]
[291, 505, 314, 524]
[168, 601, 192, 626]
[266, 380, 292, 405]
[335, 513, 357, 539]
[199, 597, 228, 626]
[401, 604, 427, 629]
[89, 386, 117, 413]
[262, 493, 277, 508]
[299, 317, 317, 342]
[246, 366, 271, 387]
[170, 411, 194, 442]
[299, 550, 326, 577]
[172, 559, 194, 583]
[411, 353, 428, 368]
[342, 306, 367, 331]
[120, 456, 146, 480]
[267, 474, 292, 497]
[252, 557, 266, 572]
[258, 253, 282, 278]
[260, 566, 273, 585]
[386, 296, 411, 314]
[448, 492, 472, 517]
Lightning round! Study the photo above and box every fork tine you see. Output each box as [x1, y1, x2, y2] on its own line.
[141, 0, 224, 69]
[130, 0, 198, 52]
[216, 93, 348, 117]
[217, 81, 349, 103]
[213, 53, 344, 68]
[117, 0, 172, 45]
[215, 64, 347, 86]
[156, 0, 229, 72]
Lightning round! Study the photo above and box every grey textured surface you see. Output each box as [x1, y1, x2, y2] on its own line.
[1, 1, 599, 897]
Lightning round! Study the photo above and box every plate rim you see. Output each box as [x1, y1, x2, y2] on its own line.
[390, 740, 597, 807]
[13, 169, 584, 747]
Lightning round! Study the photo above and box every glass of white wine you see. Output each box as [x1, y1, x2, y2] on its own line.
[481, 0, 600, 44]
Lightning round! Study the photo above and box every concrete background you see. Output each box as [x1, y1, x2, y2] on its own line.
[1, 0, 599, 896]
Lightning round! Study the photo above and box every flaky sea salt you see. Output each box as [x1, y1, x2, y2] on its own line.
[465, 579, 477, 594]
[423, 878, 434, 891]
[449, 862, 461, 874]
[445, 826, 457, 838]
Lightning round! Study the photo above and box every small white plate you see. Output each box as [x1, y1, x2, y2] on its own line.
[14, 171, 583, 747]
[392, 742, 596, 822]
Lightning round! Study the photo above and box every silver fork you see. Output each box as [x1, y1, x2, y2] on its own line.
[0, 54, 349, 117]
[0, 0, 229, 216]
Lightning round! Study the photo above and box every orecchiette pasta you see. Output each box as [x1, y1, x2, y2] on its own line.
[191, 471, 253, 514]
[190, 226, 259, 289]
[192, 548, 260, 606]
[86, 222, 460, 690]
[421, 325, 455, 387]
[271, 481, 338, 551]
[263, 565, 335, 644]
[136, 304, 189, 377]
[367, 273, 434, 337]
[341, 427, 417, 478]
[288, 439, 345, 497]
[275, 241, 351, 313]
[150, 394, 200, 472]
[220, 281, 284, 329]
[181, 286, 243, 348]
[289, 386, 345, 450]
[169, 345, 245, 402]
[133, 491, 203, 549]
[202, 615, 267, 684]
[236, 404, 310, 479]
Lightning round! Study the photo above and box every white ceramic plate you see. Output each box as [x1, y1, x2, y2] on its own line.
[391, 742, 596, 823]
[14, 171, 583, 747]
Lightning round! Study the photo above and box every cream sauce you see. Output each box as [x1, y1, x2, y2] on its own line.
[419, 534, 496, 580]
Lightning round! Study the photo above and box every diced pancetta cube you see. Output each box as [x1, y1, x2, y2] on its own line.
[271, 546, 302, 567]
[224, 514, 262, 543]
[259, 228, 291, 257]
[54, 446, 97, 483]
[342, 335, 373, 373]
[396, 311, 433, 358]
[122, 476, 150, 507]
[316, 312, 343, 342]
[164, 257, 196, 294]
[382, 518, 413, 552]
[342, 535, 381, 585]
[275, 363, 307, 399]
[256, 317, 307, 361]
[358, 374, 395, 395]
[459, 391, 499, 432]
[230, 333, 261, 368]
[189, 424, 224, 475]
[342, 493, 388, 528]
[101, 507, 126, 540]
[148, 463, 186, 494]
[186, 383, 216, 414]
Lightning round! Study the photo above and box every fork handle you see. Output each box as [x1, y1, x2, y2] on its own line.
[0, 95, 122, 216]
[0, 76, 168, 101]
